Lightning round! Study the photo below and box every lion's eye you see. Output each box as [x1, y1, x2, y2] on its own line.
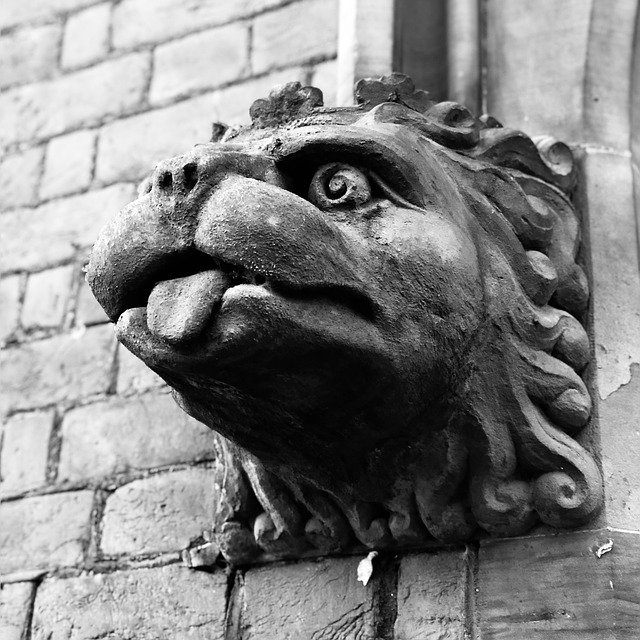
[308, 163, 372, 209]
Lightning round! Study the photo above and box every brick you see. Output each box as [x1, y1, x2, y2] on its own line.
[0, 276, 21, 343]
[100, 467, 217, 556]
[0, 23, 61, 89]
[58, 393, 216, 482]
[0, 146, 44, 210]
[1, 184, 135, 274]
[0, 491, 94, 574]
[117, 344, 165, 395]
[61, 3, 110, 69]
[394, 550, 467, 640]
[0, 325, 116, 413]
[113, 0, 285, 50]
[0, 410, 54, 494]
[0, 53, 150, 148]
[21, 265, 74, 329]
[311, 58, 338, 106]
[242, 556, 375, 639]
[0, 0, 96, 30]
[0, 582, 35, 640]
[75, 275, 109, 326]
[40, 129, 96, 200]
[31, 565, 226, 640]
[252, 0, 338, 74]
[150, 24, 249, 105]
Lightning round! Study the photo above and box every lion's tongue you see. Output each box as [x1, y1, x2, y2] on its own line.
[146, 270, 231, 344]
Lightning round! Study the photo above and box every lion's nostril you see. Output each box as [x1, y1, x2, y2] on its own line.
[183, 162, 198, 191]
[159, 171, 173, 191]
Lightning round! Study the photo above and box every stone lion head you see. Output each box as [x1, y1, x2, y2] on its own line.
[88, 74, 602, 559]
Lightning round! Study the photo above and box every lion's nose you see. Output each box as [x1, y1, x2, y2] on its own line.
[152, 159, 199, 198]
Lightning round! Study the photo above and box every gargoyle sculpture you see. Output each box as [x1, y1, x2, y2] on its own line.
[88, 74, 603, 562]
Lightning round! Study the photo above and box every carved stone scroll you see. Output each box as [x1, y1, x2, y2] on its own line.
[87, 73, 602, 563]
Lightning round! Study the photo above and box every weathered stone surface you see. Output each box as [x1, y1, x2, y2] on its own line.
[1, 184, 135, 274]
[0, 581, 35, 640]
[0, 53, 149, 148]
[113, 0, 285, 50]
[0, 491, 93, 575]
[31, 565, 227, 640]
[0, 0, 96, 30]
[150, 24, 249, 105]
[242, 557, 375, 639]
[101, 468, 216, 556]
[75, 276, 109, 326]
[0, 409, 55, 494]
[58, 393, 216, 482]
[252, 0, 338, 73]
[394, 550, 467, 640]
[0, 146, 44, 210]
[61, 3, 110, 69]
[116, 344, 165, 395]
[0, 24, 61, 89]
[0, 276, 21, 343]
[0, 324, 115, 413]
[40, 129, 96, 200]
[21, 265, 74, 330]
[478, 529, 640, 639]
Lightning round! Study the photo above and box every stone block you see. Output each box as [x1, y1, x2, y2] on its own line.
[0, 491, 94, 575]
[394, 549, 467, 640]
[311, 58, 338, 106]
[75, 276, 109, 326]
[0, 325, 115, 413]
[58, 393, 217, 482]
[0, 53, 150, 148]
[40, 129, 96, 200]
[0, 146, 44, 210]
[0, 24, 61, 89]
[31, 565, 226, 640]
[150, 23, 249, 105]
[0, 410, 55, 494]
[1, 184, 135, 274]
[21, 265, 74, 330]
[0, 0, 96, 30]
[116, 344, 165, 395]
[0, 276, 21, 343]
[61, 3, 110, 69]
[241, 556, 375, 639]
[100, 467, 217, 556]
[478, 529, 640, 639]
[113, 0, 285, 50]
[0, 581, 35, 640]
[252, 0, 338, 74]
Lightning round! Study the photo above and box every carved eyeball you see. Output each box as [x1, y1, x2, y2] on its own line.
[308, 163, 372, 209]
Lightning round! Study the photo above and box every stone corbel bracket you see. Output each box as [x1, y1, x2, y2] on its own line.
[87, 73, 602, 564]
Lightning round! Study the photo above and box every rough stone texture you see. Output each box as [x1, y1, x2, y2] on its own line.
[31, 565, 227, 640]
[0, 53, 150, 148]
[242, 557, 375, 639]
[116, 344, 166, 395]
[61, 3, 111, 70]
[40, 129, 96, 200]
[113, 0, 285, 50]
[252, 0, 338, 73]
[21, 265, 74, 330]
[0, 409, 55, 494]
[394, 550, 467, 640]
[0, 491, 94, 575]
[150, 24, 250, 105]
[0, 276, 21, 343]
[0, 581, 35, 640]
[0, 324, 115, 414]
[58, 393, 217, 482]
[1, 184, 135, 274]
[478, 529, 640, 639]
[0, 0, 96, 30]
[0, 146, 44, 210]
[0, 23, 61, 89]
[100, 467, 216, 556]
[75, 276, 109, 326]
